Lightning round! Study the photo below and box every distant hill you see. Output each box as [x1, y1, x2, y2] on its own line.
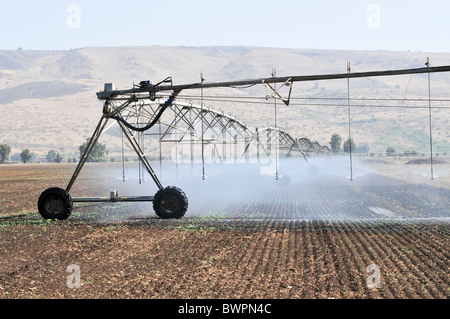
[1, 46, 450, 159]
[0, 81, 89, 104]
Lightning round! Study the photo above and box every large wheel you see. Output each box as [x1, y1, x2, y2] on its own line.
[153, 186, 188, 219]
[38, 187, 73, 220]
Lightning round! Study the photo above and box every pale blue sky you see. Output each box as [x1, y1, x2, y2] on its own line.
[1, 0, 449, 52]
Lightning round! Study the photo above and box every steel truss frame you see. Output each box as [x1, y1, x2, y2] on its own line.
[37, 62, 450, 220]
[67, 97, 329, 205]
[144, 101, 329, 164]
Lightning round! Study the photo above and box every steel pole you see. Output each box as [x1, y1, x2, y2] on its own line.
[97, 65, 450, 100]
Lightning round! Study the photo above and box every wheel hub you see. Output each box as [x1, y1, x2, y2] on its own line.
[161, 194, 179, 213]
[46, 196, 65, 214]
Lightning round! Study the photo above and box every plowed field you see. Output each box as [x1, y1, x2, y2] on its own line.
[0, 161, 449, 299]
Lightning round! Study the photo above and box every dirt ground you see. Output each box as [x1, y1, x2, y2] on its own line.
[0, 163, 449, 299]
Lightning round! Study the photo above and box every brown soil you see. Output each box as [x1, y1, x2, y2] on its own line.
[0, 163, 449, 299]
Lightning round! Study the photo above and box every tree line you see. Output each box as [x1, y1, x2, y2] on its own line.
[0, 145, 35, 164]
[0, 138, 108, 164]
[328, 134, 435, 157]
[329, 134, 369, 154]
[0, 134, 443, 164]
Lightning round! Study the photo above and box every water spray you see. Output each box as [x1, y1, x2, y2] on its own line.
[36, 63, 450, 221]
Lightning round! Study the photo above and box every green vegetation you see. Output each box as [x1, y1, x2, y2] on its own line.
[0, 144, 11, 164]
[0, 211, 52, 227]
[403, 149, 419, 156]
[329, 134, 370, 154]
[329, 134, 342, 153]
[343, 138, 356, 153]
[46, 150, 62, 163]
[356, 142, 370, 154]
[377, 126, 450, 153]
[386, 147, 396, 157]
[20, 149, 32, 163]
[79, 138, 109, 162]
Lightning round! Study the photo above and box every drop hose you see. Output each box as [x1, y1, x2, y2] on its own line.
[108, 95, 174, 132]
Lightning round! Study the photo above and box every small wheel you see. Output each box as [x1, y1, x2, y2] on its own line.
[38, 187, 73, 220]
[153, 186, 188, 219]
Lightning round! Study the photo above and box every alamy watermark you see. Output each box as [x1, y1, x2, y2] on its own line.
[66, 264, 81, 288]
[64, 262, 381, 290]
[66, 4, 81, 29]
[366, 264, 381, 289]
[168, 119, 280, 175]
[367, 4, 381, 29]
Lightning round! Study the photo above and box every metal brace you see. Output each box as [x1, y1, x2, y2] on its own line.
[262, 78, 293, 106]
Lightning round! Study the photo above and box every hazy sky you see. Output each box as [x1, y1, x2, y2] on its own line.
[1, 0, 449, 52]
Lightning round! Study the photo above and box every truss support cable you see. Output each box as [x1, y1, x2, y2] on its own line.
[159, 121, 163, 181]
[118, 121, 164, 190]
[272, 68, 279, 181]
[66, 115, 110, 193]
[142, 132, 145, 183]
[138, 134, 142, 184]
[190, 110, 194, 172]
[347, 62, 354, 181]
[139, 131, 145, 184]
[426, 58, 435, 180]
[201, 73, 206, 180]
[174, 108, 179, 180]
[121, 130, 126, 182]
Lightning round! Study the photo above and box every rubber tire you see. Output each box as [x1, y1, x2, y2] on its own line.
[38, 187, 73, 220]
[153, 186, 188, 219]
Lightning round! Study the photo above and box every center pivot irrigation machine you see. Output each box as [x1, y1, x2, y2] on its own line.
[37, 62, 450, 220]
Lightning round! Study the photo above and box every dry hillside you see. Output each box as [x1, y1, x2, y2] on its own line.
[1, 46, 450, 160]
